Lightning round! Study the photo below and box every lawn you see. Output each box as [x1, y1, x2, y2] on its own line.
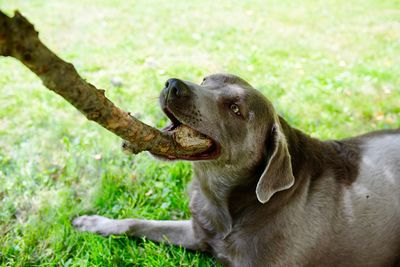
[0, 0, 399, 266]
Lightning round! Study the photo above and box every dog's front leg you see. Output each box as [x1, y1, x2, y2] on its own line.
[72, 215, 203, 250]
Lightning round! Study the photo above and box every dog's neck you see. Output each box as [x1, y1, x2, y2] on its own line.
[193, 118, 332, 235]
[192, 117, 329, 202]
[279, 116, 328, 182]
[193, 115, 358, 239]
[228, 116, 360, 218]
[279, 116, 360, 187]
[191, 116, 359, 234]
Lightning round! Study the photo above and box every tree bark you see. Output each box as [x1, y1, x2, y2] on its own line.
[0, 10, 212, 157]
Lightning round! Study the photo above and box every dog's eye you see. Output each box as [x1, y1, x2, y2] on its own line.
[230, 104, 241, 116]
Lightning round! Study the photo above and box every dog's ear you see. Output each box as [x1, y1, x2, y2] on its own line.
[256, 122, 295, 203]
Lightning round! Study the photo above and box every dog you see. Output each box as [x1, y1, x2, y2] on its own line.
[73, 74, 400, 266]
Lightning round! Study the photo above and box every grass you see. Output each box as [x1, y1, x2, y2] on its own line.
[0, 0, 399, 266]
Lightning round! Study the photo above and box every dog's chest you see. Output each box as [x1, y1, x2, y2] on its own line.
[189, 187, 281, 266]
[191, 216, 258, 266]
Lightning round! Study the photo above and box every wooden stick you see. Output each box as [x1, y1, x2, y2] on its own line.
[0, 10, 213, 157]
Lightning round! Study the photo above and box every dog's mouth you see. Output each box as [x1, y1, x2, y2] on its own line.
[155, 107, 221, 161]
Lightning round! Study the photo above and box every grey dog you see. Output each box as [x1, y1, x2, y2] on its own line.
[73, 74, 400, 267]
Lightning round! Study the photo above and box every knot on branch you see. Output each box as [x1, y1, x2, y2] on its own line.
[0, 10, 38, 57]
[122, 140, 142, 154]
[14, 11, 38, 36]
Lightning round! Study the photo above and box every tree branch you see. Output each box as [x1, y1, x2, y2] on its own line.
[0, 10, 213, 158]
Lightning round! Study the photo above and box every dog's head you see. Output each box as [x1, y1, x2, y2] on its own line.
[159, 73, 295, 203]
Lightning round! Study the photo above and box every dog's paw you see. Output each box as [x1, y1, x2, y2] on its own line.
[72, 215, 115, 236]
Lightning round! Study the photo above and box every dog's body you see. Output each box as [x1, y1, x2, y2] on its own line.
[73, 74, 400, 266]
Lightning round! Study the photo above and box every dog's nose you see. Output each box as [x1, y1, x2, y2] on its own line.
[164, 78, 190, 100]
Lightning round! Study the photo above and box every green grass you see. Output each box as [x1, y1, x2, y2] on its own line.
[0, 0, 399, 266]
